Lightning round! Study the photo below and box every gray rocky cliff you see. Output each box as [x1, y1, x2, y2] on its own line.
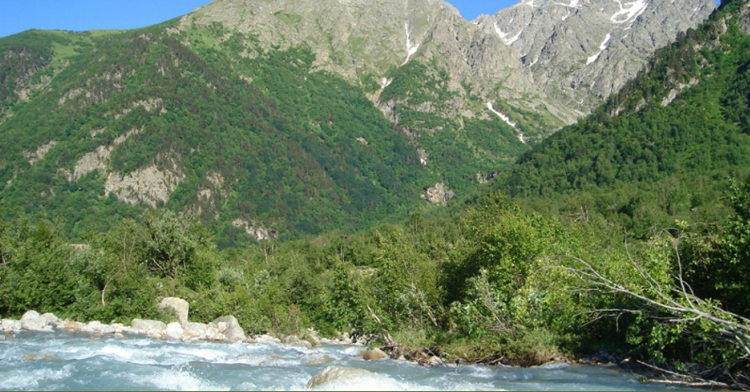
[475, 0, 715, 112]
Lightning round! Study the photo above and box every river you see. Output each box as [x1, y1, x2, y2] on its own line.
[0, 331, 704, 391]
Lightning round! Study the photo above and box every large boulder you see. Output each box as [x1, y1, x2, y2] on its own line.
[362, 348, 388, 361]
[82, 321, 114, 334]
[131, 319, 167, 334]
[282, 335, 313, 349]
[210, 315, 246, 342]
[21, 311, 52, 332]
[159, 297, 189, 325]
[306, 366, 378, 389]
[40, 313, 60, 328]
[165, 322, 185, 340]
[1, 319, 22, 333]
[183, 322, 208, 338]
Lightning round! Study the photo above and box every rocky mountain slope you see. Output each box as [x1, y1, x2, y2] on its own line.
[475, 0, 715, 112]
[0, 0, 716, 243]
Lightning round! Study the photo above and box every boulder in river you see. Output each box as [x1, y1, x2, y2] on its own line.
[40, 313, 60, 328]
[363, 348, 388, 361]
[306, 366, 378, 389]
[282, 335, 313, 349]
[62, 321, 82, 332]
[183, 322, 208, 339]
[1, 319, 22, 333]
[159, 297, 190, 326]
[165, 322, 184, 340]
[20, 311, 52, 332]
[131, 319, 167, 334]
[211, 316, 245, 342]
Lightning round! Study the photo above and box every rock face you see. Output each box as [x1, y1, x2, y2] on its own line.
[159, 297, 190, 326]
[474, 0, 715, 112]
[306, 366, 377, 389]
[186, 0, 576, 132]
[210, 315, 246, 342]
[422, 183, 456, 205]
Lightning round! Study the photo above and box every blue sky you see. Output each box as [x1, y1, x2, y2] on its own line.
[0, 0, 518, 38]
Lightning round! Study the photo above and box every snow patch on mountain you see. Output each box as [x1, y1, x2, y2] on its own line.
[587, 33, 611, 65]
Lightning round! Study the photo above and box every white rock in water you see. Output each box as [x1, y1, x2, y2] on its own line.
[21, 311, 52, 332]
[165, 322, 184, 340]
[306, 366, 398, 390]
[20, 311, 40, 322]
[1, 319, 22, 333]
[131, 319, 167, 334]
[40, 313, 60, 327]
[211, 316, 245, 342]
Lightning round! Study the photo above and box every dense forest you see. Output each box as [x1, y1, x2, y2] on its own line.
[1, 0, 750, 389]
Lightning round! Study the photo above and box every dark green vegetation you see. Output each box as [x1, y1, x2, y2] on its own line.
[1, 0, 750, 389]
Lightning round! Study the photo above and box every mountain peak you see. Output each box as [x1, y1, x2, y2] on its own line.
[474, 0, 715, 110]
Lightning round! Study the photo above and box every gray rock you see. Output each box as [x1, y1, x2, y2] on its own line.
[159, 297, 190, 325]
[165, 322, 185, 340]
[131, 319, 167, 334]
[183, 322, 208, 338]
[363, 348, 388, 361]
[20, 311, 40, 322]
[306, 366, 378, 389]
[210, 316, 245, 342]
[21, 311, 52, 332]
[1, 319, 22, 333]
[40, 313, 60, 327]
[422, 183, 455, 205]
[83, 321, 115, 334]
[282, 335, 313, 349]
[475, 0, 715, 113]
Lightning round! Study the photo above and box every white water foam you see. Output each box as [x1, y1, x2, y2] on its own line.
[1, 367, 72, 390]
[132, 368, 230, 391]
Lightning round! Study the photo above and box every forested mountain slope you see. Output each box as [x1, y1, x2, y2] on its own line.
[495, 0, 750, 236]
[0, 0, 713, 242]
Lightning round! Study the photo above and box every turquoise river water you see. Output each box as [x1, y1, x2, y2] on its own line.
[0, 331, 706, 391]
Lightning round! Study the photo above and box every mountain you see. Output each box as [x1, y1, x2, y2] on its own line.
[475, 0, 715, 113]
[0, 0, 715, 243]
[493, 0, 750, 236]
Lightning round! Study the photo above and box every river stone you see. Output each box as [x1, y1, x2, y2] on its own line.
[306, 366, 377, 389]
[211, 316, 245, 342]
[165, 322, 184, 340]
[40, 313, 60, 327]
[21, 311, 41, 322]
[183, 322, 208, 338]
[159, 297, 189, 325]
[363, 348, 388, 361]
[21, 312, 52, 332]
[2, 319, 21, 333]
[282, 335, 312, 349]
[131, 319, 167, 334]
[303, 355, 336, 366]
[63, 321, 82, 331]
[255, 334, 281, 344]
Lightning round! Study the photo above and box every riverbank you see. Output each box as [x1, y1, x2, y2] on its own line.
[4, 310, 734, 390]
[0, 305, 354, 349]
